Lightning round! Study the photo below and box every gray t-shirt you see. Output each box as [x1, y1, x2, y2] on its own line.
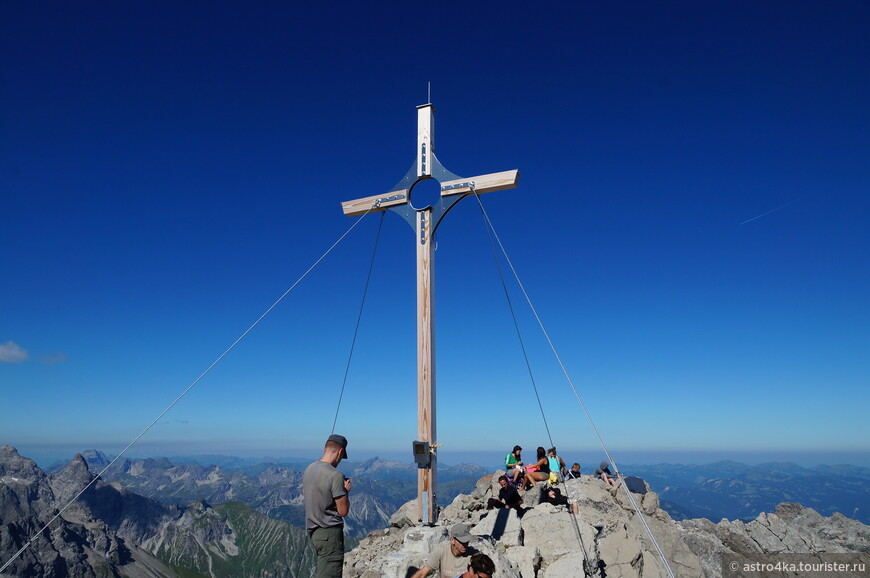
[302, 460, 346, 534]
[425, 542, 476, 578]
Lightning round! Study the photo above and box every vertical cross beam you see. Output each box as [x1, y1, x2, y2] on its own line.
[341, 103, 519, 526]
[417, 104, 433, 178]
[416, 206, 436, 524]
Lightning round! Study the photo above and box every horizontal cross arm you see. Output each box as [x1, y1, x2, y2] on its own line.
[341, 190, 409, 217]
[440, 169, 520, 197]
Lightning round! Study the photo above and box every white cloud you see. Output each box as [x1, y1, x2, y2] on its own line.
[0, 341, 29, 363]
[41, 352, 68, 364]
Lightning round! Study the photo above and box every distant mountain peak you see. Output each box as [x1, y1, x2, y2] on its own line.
[353, 457, 415, 477]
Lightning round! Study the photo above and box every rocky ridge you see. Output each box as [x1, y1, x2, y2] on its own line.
[345, 470, 870, 577]
[0, 445, 173, 577]
[72, 450, 487, 538]
[1, 447, 315, 577]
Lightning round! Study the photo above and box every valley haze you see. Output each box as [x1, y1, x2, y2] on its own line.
[18, 444, 870, 471]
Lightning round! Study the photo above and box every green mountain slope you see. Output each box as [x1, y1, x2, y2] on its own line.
[150, 500, 317, 578]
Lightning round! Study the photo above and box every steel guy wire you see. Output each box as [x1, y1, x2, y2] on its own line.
[0, 202, 378, 574]
[331, 211, 385, 434]
[473, 192, 595, 574]
[473, 193, 675, 578]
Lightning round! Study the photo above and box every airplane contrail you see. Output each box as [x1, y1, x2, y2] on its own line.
[740, 195, 808, 225]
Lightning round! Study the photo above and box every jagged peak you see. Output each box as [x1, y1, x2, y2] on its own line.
[0, 445, 47, 483]
[65, 453, 95, 479]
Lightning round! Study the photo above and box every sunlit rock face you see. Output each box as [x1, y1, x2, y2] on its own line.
[345, 469, 870, 578]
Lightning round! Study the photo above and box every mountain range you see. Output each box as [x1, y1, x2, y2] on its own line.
[1, 446, 316, 577]
[47, 451, 870, 529]
[5, 447, 869, 577]
[625, 460, 870, 525]
[54, 450, 489, 538]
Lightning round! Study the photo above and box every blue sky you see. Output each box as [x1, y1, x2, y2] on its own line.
[2, 1, 868, 468]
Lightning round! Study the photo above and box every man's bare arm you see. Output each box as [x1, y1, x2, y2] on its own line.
[335, 495, 349, 517]
[409, 566, 432, 578]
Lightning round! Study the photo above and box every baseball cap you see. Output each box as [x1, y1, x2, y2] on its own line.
[449, 523, 473, 543]
[327, 434, 349, 459]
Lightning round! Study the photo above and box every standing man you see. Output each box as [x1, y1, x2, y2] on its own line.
[303, 434, 352, 578]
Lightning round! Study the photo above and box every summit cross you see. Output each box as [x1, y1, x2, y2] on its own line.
[341, 103, 519, 524]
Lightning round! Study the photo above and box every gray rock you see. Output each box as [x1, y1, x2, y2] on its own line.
[542, 550, 585, 577]
[472, 508, 523, 546]
[403, 526, 448, 556]
[441, 492, 477, 525]
[679, 502, 870, 577]
[389, 497, 420, 528]
[522, 502, 598, 565]
[472, 473, 497, 499]
[503, 545, 541, 578]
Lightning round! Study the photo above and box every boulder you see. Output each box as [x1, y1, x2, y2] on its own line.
[389, 497, 420, 528]
[472, 508, 523, 546]
[502, 544, 541, 577]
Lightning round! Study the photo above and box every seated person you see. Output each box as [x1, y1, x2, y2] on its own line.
[458, 553, 495, 578]
[486, 475, 524, 513]
[594, 460, 616, 486]
[565, 462, 582, 479]
[522, 447, 550, 491]
[547, 447, 567, 480]
[504, 445, 524, 485]
[410, 523, 477, 578]
[541, 486, 579, 514]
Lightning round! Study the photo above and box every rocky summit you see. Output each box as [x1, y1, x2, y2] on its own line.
[345, 471, 870, 577]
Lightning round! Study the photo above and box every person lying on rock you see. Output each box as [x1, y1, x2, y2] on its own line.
[565, 462, 582, 479]
[522, 446, 550, 490]
[486, 475, 524, 513]
[595, 460, 616, 486]
[540, 486, 580, 515]
[457, 553, 495, 578]
[410, 523, 477, 578]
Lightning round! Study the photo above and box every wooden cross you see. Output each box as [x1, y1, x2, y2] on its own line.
[341, 103, 519, 524]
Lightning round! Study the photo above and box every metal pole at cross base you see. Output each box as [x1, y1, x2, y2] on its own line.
[341, 103, 519, 525]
